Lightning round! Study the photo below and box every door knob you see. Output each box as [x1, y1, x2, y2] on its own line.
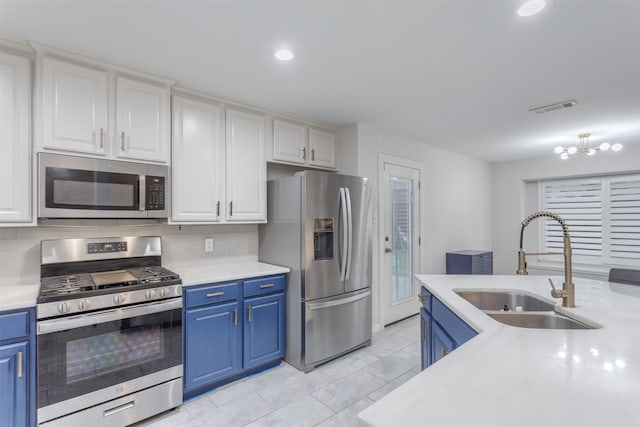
[385, 247, 392, 253]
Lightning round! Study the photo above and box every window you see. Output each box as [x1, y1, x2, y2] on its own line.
[540, 174, 640, 267]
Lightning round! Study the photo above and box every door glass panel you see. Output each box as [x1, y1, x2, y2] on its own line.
[391, 178, 412, 303]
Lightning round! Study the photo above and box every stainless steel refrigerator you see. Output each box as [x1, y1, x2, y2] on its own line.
[259, 171, 372, 372]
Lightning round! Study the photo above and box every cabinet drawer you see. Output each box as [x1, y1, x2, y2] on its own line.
[243, 275, 285, 298]
[185, 282, 239, 308]
[419, 287, 432, 313]
[0, 310, 30, 341]
[432, 297, 476, 346]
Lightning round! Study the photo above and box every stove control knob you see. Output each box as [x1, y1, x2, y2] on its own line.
[78, 299, 91, 311]
[145, 289, 157, 300]
[159, 288, 170, 298]
[113, 294, 126, 305]
[58, 302, 71, 314]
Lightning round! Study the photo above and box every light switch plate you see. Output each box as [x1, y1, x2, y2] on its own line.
[204, 238, 215, 252]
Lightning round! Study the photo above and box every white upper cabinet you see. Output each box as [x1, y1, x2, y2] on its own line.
[273, 120, 307, 165]
[225, 108, 266, 222]
[37, 48, 172, 164]
[308, 128, 336, 169]
[41, 57, 108, 156]
[171, 95, 225, 222]
[271, 119, 336, 170]
[116, 76, 169, 162]
[0, 50, 32, 224]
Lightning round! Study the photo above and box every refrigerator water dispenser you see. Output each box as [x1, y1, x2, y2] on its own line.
[314, 218, 334, 260]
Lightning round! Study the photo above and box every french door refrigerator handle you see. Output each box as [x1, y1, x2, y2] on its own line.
[307, 289, 371, 310]
[345, 187, 353, 280]
[339, 187, 348, 281]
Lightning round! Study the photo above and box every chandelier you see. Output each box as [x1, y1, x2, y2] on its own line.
[554, 133, 622, 160]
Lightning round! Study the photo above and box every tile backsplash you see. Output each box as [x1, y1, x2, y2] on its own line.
[0, 222, 258, 286]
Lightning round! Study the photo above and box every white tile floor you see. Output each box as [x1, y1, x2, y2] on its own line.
[137, 315, 420, 427]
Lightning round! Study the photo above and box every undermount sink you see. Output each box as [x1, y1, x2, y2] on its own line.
[486, 312, 597, 330]
[455, 290, 556, 312]
[454, 289, 599, 330]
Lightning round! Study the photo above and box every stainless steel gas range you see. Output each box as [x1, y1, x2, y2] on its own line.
[36, 236, 183, 427]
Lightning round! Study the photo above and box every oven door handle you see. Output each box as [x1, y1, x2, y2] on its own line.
[37, 298, 182, 335]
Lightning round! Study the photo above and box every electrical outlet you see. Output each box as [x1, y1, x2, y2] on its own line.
[204, 238, 215, 252]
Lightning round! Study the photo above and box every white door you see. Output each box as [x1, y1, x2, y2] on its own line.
[380, 158, 421, 325]
[41, 57, 108, 155]
[225, 108, 266, 222]
[0, 51, 31, 223]
[273, 120, 306, 165]
[308, 128, 336, 169]
[171, 95, 225, 222]
[116, 76, 169, 163]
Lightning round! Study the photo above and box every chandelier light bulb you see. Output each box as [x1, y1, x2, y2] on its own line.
[518, 0, 546, 17]
[554, 146, 564, 154]
[274, 49, 295, 61]
[567, 146, 578, 155]
[587, 148, 596, 156]
[611, 143, 623, 152]
[560, 152, 569, 160]
[599, 142, 610, 151]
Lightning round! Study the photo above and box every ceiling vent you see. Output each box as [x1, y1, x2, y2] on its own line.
[529, 99, 578, 115]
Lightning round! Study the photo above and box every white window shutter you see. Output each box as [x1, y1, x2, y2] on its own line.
[542, 180, 602, 257]
[610, 177, 640, 260]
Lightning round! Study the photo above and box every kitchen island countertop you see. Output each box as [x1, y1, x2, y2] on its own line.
[358, 274, 640, 427]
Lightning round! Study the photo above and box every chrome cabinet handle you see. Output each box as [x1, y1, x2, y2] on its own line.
[206, 291, 224, 298]
[229, 201, 233, 217]
[247, 305, 252, 322]
[233, 308, 238, 325]
[441, 348, 449, 358]
[421, 322, 428, 342]
[417, 293, 425, 303]
[302, 147, 306, 161]
[259, 283, 275, 289]
[216, 201, 220, 217]
[17, 351, 23, 378]
[99, 128, 104, 148]
[120, 131, 126, 151]
[311, 148, 315, 161]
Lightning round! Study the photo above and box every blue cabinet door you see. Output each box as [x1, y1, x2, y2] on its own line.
[243, 293, 285, 370]
[0, 341, 28, 427]
[184, 301, 242, 393]
[420, 308, 432, 370]
[432, 321, 456, 365]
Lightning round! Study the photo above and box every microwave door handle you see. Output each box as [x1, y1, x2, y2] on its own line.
[139, 175, 146, 211]
[339, 187, 348, 281]
[345, 187, 353, 281]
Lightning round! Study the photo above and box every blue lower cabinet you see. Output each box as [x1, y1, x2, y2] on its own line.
[419, 309, 432, 370]
[0, 342, 29, 427]
[0, 308, 35, 427]
[243, 293, 285, 370]
[183, 275, 286, 398]
[184, 301, 242, 394]
[420, 287, 477, 370]
[431, 321, 456, 364]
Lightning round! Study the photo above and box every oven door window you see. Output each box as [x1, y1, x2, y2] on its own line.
[45, 167, 140, 210]
[38, 308, 181, 408]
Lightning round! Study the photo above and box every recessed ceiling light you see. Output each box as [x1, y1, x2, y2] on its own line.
[518, 0, 546, 17]
[274, 49, 295, 61]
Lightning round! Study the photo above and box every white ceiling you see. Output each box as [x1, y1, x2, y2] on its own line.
[1, 0, 639, 163]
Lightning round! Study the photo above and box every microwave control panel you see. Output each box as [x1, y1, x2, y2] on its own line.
[145, 176, 166, 210]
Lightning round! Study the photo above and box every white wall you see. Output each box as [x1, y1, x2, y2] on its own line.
[491, 144, 640, 280]
[0, 223, 258, 287]
[354, 123, 493, 330]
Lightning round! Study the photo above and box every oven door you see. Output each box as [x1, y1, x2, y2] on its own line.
[36, 299, 182, 423]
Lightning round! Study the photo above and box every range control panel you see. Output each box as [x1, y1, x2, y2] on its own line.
[87, 242, 128, 254]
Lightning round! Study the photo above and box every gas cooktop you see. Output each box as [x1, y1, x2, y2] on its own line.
[39, 266, 181, 303]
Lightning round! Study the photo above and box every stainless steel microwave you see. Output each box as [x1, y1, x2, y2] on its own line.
[38, 153, 169, 219]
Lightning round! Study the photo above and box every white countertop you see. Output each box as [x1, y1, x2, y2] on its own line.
[167, 261, 290, 287]
[0, 284, 40, 311]
[358, 274, 640, 427]
[0, 261, 289, 311]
